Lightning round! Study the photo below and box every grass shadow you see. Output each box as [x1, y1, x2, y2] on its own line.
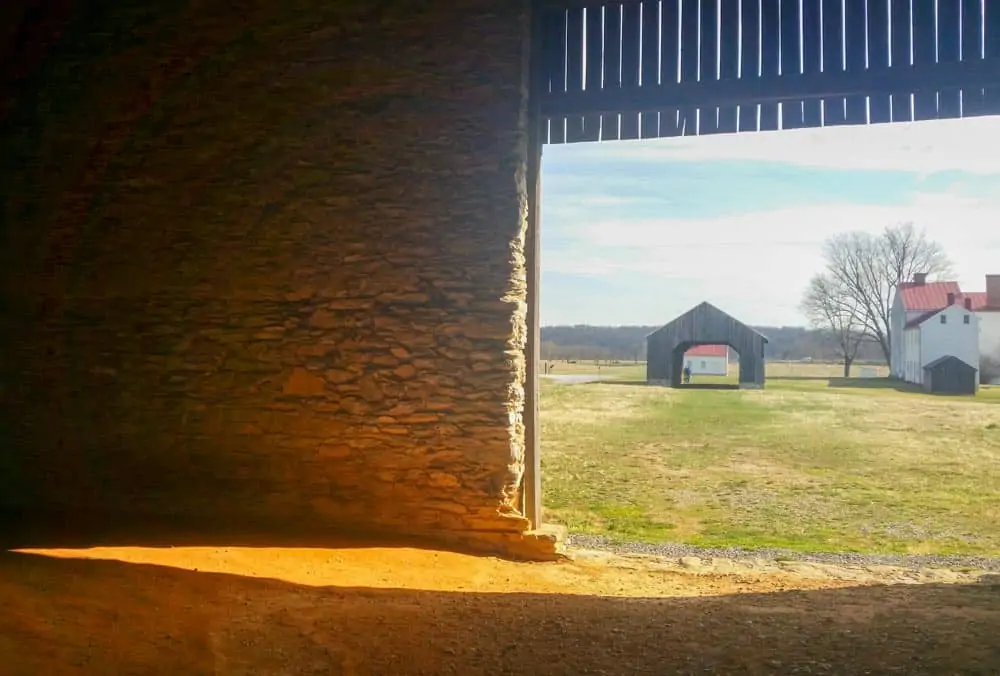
[827, 377, 983, 397]
[768, 375, 835, 382]
[594, 381, 741, 390]
[1, 550, 998, 674]
[591, 379, 650, 387]
[827, 377, 918, 391]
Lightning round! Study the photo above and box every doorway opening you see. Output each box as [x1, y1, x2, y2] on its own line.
[526, 0, 1000, 561]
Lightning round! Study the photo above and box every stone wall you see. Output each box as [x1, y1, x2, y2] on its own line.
[1, 0, 542, 554]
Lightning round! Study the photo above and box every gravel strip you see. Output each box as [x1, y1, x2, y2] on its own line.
[567, 533, 1000, 573]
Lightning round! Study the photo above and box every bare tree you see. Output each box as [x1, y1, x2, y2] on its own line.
[821, 222, 951, 367]
[801, 274, 867, 376]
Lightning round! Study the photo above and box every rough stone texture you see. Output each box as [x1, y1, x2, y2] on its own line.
[1, 0, 537, 552]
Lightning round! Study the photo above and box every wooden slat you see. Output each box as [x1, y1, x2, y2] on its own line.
[962, 0, 985, 115]
[822, 0, 846, 125]
[565, 7, 586, 140]
[866, 0, 892, 124]
[889, 0, 912, 122]
[738, 0, 760, 132]
[659, 0, 681, 136]
[717, 0, 740, 133]
[678, 0, 698, 134]
[937, 0, 962, 118]
[801, 0, 822, 126]
[984, 0, 1000, 111]
[843, 0, 868, 123]
[583, 5, 603, 140]
[760, 1, 780, 130]
[542, 7, 567, 143]
[780, 0, 803, 128]
[911, 0, 938, 120]
[601, 3, 623, 139]
[539, 56, 1000, 116]
[699, 0, 720, 134]
[912, 1, 938, 119]
[620, 1, 641, 138]
[640, 0, 660, 138]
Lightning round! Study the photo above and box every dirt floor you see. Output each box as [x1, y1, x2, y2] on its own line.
[1, 545, 998, 675]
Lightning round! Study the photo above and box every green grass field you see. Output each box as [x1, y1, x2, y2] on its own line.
[540, 361, 1000, 556]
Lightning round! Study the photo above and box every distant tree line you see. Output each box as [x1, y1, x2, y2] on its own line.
[540, 325, 887, 364]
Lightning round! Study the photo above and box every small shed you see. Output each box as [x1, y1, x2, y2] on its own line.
[646, 302, 768, 388]
[922, 355, 978, 395]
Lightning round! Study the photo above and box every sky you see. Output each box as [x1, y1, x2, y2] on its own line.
[540, 115, 1000, 328]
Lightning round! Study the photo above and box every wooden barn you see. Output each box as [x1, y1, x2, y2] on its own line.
[922, 355, 979, 395]
[646, 302, 767, 388]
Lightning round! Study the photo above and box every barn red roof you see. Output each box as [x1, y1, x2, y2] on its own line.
[898, 281, 962, 311]
[685, 344, 728, 357]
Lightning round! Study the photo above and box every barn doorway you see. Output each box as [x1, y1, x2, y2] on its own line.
[677, 344, 736, 388]
[524, 0, 1000, 554]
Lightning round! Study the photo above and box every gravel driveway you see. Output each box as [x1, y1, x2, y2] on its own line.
[568, 533, 1000, 573]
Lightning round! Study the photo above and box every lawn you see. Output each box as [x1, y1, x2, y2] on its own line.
[540, 361, 1000, 556]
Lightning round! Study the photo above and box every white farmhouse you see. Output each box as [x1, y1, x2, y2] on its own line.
[967, 275, 1000, 364]
[965, 274, 1000, 384]
[683, 344, 730, 376]
[890, 273, 979, 389]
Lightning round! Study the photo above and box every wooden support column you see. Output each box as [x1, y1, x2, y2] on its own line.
[523, 1, 544, 529]
[523, 144, 542, 529]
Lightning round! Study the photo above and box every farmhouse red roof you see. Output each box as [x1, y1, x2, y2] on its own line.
[898, 281, 961, 311]
[964, 291, 1000, 311]
[903, 295, 980, 328]
[685, 344, 728, 357]
[904, 309, 942, 329]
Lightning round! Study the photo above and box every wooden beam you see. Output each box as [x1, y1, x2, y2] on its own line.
[523, 0, 544, 530]
[523, 143, 543, 529]
[540, 56, 1000, 117]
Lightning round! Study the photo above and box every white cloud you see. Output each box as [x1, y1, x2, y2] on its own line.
[577, 195, 637, 206]
[541, 115, 1000, 326]
[544, 188, 1000, 326]
[556, 116, 1000, 175]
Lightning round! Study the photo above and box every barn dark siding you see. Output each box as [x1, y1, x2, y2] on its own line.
[646, 302, 767, 388]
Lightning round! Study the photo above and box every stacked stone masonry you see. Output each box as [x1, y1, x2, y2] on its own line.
[1, 0, 546, 555]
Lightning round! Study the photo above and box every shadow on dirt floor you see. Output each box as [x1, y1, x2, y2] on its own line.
[2, 549, 999, 675]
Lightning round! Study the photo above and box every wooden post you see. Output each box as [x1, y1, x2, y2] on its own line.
[522, 1, 544, 529]
[524, 147, 542, 528]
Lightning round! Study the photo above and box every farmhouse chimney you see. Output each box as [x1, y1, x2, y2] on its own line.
[947, 292, 955, 305]
[913, 272, 928, 286]
[965, 297, 973, 310]
[987, 274, 1000, 307]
